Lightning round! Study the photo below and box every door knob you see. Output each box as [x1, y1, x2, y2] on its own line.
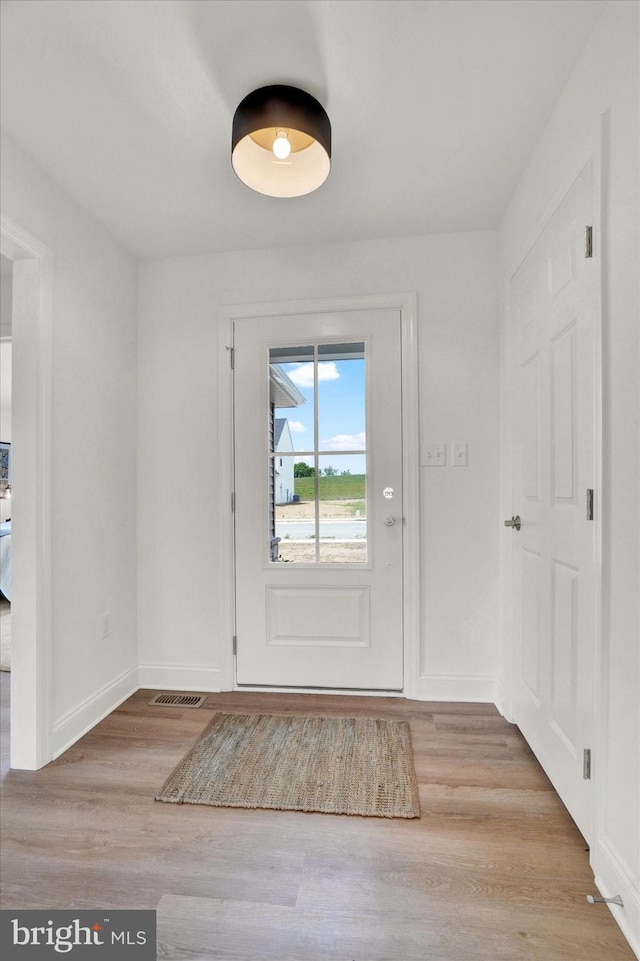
[504, 515, 521, 531]
[384, 516, 396, 526]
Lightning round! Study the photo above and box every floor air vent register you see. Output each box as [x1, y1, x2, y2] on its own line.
[148, 693, 207, 708]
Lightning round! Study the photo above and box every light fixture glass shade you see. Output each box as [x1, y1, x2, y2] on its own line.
[232, 85, 331, 198]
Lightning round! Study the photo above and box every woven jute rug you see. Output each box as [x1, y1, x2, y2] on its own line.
[155, 712, 421, 819]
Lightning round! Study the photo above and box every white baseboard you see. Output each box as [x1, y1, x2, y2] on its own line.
[593, 838, 640, 960]
[137, 661, 223, 693]
[234, 685, 404, 697]
[52, 665, 138, 759]
[494, 675, 515, 721]
[417, 673, 497, 703]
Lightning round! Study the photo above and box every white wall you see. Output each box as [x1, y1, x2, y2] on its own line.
[0, 340, 11, 442]
[499, 1, 639, 954]
[0, 253, 12, 339]
[137, 231, 500, 699]
[1, 135, 139, 757]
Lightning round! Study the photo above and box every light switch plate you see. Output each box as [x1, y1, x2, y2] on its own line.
[452, 443, 468, 467]
[423, 444, 446, 466]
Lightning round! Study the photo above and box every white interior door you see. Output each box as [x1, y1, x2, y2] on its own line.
[233, 309, 403, 690]
[510, 162, 598, 842]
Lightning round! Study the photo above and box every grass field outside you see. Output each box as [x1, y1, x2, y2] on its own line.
[279, 473, 367, 560]
[295, 474, 365, 502]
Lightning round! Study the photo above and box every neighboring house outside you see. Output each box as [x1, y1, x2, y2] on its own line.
[274, 418, 295, 505]
[269, 364, 305, 560]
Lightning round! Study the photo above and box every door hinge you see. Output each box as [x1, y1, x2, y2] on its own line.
[231, 491, 236, 513]
[232, 635, 237, 655]
[583, 748, 592, 780]
[227, 346, 235, 368]
[586, 488, 594, 521]
[585, 225, 593, 259]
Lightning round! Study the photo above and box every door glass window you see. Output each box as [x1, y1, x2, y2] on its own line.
[268, 343, 367, 564]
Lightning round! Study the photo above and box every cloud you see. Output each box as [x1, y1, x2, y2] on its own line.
[288, 361, 340, 388]
[288, 421, 306, 433]
[323, 432, 366, 451]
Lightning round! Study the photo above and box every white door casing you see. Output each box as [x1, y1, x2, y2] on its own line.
[1, 216, 54, 770]
[233, 308, 407, 691]
[510, 161, 599, 843]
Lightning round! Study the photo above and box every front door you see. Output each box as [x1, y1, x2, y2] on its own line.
[510, 161, 598, 842]
[233, 309, 404, 690]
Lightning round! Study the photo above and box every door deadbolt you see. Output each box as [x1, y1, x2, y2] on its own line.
[504, 515, 521, 531]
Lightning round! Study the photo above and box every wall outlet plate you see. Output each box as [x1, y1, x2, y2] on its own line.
[452, 443, 468, 466]
[423, 444, 446, 466]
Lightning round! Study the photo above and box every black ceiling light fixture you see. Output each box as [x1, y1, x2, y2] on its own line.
[231, 84, 331, 197]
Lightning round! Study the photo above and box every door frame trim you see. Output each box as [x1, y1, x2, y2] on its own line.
[218, 293, 420, 697]
[1, 215, 54, 769]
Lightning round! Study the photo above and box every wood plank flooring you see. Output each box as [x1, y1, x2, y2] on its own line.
[0, 678, 634, 960]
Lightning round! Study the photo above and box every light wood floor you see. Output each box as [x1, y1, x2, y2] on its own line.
[0, 677, 634, 960]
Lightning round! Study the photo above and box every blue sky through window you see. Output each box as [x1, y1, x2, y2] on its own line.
[277, 353, 366, 475]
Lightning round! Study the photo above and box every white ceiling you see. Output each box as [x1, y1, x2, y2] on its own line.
[0, 0, 607, 260]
